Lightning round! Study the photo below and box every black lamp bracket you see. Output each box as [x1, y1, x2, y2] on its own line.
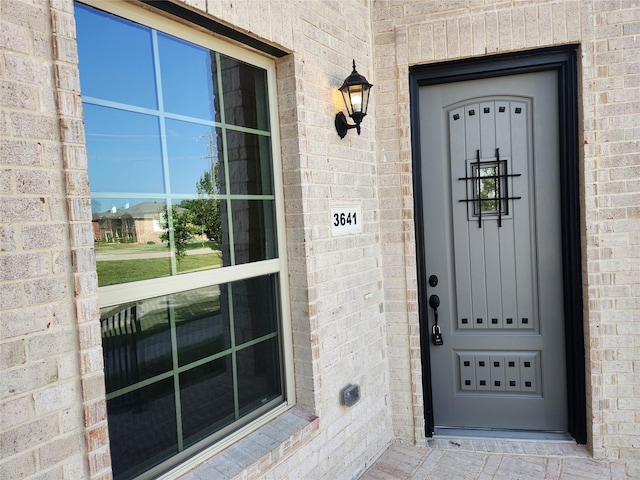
[335, 112, 361, 139]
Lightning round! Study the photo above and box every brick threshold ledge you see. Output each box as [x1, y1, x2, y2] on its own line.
[176, 407, 319, 480]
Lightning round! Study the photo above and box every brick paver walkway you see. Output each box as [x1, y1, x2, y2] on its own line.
[360, 438, 640, 479]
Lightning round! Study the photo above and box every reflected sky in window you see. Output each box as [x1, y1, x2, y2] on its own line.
[84, 104, 165, 194]
[75, 4, 157, 108]
[77, 2, 275, 284]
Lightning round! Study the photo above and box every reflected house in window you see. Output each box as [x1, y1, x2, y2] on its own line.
[92, 201, 166, 244]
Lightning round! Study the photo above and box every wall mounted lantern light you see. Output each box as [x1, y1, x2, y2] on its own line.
[335, 60, 373, 139]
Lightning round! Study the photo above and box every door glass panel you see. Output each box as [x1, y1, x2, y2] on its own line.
[472, 162, 505, 215]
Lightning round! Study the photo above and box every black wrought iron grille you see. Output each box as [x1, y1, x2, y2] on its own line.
[459, 148, 521, 227]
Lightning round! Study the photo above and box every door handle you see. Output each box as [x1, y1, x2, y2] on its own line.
[429, 294, 443, 346]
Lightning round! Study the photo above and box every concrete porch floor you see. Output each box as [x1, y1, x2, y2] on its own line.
[359, 437, 640, 479]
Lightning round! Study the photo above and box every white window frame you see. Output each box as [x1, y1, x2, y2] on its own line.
[79, 0, 295, 474]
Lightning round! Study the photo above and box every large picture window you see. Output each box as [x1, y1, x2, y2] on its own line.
[75, 3, 289, 479]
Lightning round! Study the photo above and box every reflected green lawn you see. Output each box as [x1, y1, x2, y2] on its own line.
[97, 252, 222, 287]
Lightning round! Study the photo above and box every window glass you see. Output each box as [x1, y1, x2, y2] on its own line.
[471, 160, 508, 216]
[237, 337, 282, 415]
[229, 199, 277, 265]
[232, 275, 278, 344]
[84, 105, 164, 194]
[75, 5, 157, 108]
[217, 55, 269, 130]
[106, 379, 178, 479]
[175, 285, 230, 366]
[99, 275, 282, 478]
[165, 120, 221, 195]
[79, 4, 276, 286]
[93, 199, 173, 286]
[225, 130, 274, 195]
[101, 300, 172, 390]
[158, 33, 219, 121]
[179, 358, 235, 447]
[77, 4, 287, 477]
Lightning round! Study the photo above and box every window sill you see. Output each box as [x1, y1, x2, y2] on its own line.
[167, 407, 319, 479]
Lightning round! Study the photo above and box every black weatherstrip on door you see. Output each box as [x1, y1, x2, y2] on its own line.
[409, 45, 586, 444]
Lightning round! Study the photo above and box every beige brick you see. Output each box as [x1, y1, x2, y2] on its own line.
[4, 51, 52, 85]
[24, 277, 68, 305]
[22, 223, 66, 250]
[38, 433, 83, 469]
[0, 225, 16, 252]
[0, 339, 27, 370]
[52, 35, 79, 64]
[0, 139, 43, 166]
[0, 197, 48, 223]
[0, 451, 37, 479]
[9, 112, 57, 140]
[0, 252, 49, 281]
[0, 359, 58, 400]
[0, 283, 21, 309]
[1, 17, 33, 53]
[0, 80, 37, 110]
[33, 382, 78, 416]
[61, 144, 87, 170]
[0, 414, 59, 457]
[0, 394, 32, 431]
[28, 329, 73, 360]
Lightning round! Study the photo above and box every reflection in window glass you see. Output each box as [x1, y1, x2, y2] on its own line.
[75, 4, 157, 108]
[225, 130, 273, 195]
[175, 285, 230, 366]
[79, 4, 285, 478]
[237, 337, 281, 415]
[180, 358, 235, 448]
[100, 277, 282, 478]
[165, 120, 220, 195]
[84, 104, 164, 194]
[227, 199, 277, 265]
[93, 199, 173, 287]
[107, 379, 178, 480]
[81, 4, 276, 286]
[217, 55, 269, 130]
[158, 33, 218, 121]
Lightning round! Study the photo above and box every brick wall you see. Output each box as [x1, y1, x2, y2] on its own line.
[372, 0, 640, 460]
[3, 0, 394, 478]
[0, 0, 99, 478]
[2, 0, 639, 478]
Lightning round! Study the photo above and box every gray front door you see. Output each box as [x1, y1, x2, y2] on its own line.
[420, 70, 567, 431]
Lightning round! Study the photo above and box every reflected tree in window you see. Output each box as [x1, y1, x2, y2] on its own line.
[181, 170, 222, 249]
[160, 205, 197, 269]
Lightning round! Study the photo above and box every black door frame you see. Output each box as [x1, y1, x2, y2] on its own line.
[409, 45, 586, 444]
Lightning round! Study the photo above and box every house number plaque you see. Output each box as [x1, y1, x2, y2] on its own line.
[331, 205, 362, 236]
